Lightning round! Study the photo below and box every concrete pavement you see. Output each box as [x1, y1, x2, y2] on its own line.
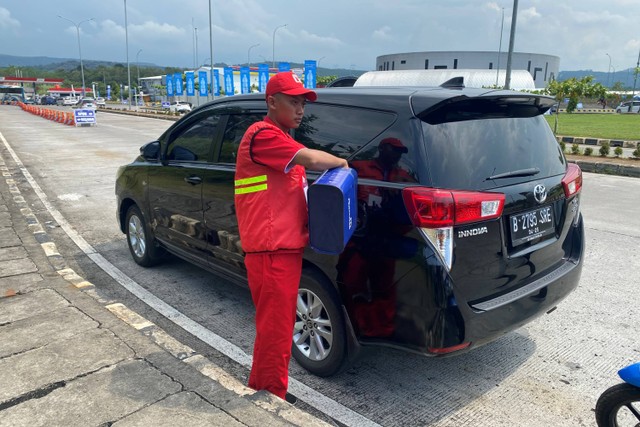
[0, 155, 331, 426]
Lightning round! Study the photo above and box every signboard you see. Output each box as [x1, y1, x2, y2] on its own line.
[258, 64, 269, 92]
[304, 60, 317, 89]
[174, 73, 183, 96]
[279, 62, 290, 72]
[198, 71, 208, 97]
[240, 66, 250, 94]
[186, 72, 195, 96]
[161, 101, 170, 109]
[106, 85, 111, 100]
[224, 67, 234, 96]
[166, 74, 174, 96]
[213, 69, 220, 96]
[74, 109, 96, 126]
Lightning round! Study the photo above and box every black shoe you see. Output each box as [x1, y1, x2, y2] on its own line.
[284, 392, 297, 405]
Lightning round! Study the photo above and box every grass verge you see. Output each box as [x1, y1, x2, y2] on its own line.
[544, 113, 640, 141]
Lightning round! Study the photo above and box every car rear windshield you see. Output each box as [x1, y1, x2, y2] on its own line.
[422, 115, 566, 190]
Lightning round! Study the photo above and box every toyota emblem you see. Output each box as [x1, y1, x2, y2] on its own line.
[533, 184, 547, 204]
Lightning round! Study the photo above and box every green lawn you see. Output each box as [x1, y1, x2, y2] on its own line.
[544, 113, 640, 141]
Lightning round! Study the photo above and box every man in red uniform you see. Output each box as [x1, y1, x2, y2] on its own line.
[234, 71, 347, 401]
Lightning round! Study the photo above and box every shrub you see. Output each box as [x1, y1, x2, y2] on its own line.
[584, 147, 593, 156]
[559, 141, 566, 153]
[614, 147, 623, 157]
[633, 148, 640, 159]
[571, 144, 580, 155]
[599, 142, 610, 157]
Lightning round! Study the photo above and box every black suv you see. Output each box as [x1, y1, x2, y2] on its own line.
[116, 85, 584, 377]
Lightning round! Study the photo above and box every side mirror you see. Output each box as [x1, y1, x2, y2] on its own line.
[140, 141, 160, 161]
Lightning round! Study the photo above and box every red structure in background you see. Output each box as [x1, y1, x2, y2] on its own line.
[0, 76, 93, 99]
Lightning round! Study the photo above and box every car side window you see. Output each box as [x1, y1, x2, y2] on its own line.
[218, 113, 264, 163]
[167, 114, 220, 162]
[294, 104, 396, 158]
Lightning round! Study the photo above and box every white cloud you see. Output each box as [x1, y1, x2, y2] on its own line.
[0, 7, 19, 29]
[372, 26, 393, 41]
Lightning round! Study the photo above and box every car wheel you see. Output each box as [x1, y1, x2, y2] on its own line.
[292, 269, 347, 377]
[125, 205, 164, 267]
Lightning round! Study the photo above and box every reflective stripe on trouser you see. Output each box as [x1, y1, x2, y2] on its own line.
[245, 251, 302, 399]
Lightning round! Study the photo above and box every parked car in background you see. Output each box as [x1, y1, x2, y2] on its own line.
[169, 101, 192, 113]
[74, 98, 97, 112]
[116, 83, 584, 377]
[63, 97, 80, 106]
[96, 97, 106, 107]
[615, 101, 640, 113]
[40, 96, 56, 105]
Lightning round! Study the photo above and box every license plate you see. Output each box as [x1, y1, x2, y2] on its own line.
[509, 205, 555, 246]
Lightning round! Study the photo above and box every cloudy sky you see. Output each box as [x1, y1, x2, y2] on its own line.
[1, 0, 639, 72]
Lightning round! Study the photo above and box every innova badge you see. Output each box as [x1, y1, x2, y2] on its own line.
[533, 184, 547, 204]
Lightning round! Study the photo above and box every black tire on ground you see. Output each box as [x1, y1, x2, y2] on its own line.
[291, 269, 348, 377]
[125, 205, 164, 267]
[595, 382, 640, 427]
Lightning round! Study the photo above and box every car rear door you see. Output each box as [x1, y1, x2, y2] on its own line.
[416, 94, 582, 306]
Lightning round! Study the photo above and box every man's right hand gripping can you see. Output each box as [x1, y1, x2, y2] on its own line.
[308, 167, 358, 255]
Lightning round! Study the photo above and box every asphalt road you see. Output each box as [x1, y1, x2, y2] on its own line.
[1, 105, 638, 427]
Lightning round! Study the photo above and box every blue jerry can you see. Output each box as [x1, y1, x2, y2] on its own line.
[308, 167, 358, 254]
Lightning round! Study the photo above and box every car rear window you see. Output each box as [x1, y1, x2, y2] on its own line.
[422, 116, 566, 190]
[294, 104, 396, 158]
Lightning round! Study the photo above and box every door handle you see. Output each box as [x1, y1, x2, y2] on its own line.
[184, 176, 202, 185]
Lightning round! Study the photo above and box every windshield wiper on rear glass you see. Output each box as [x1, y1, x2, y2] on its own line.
[486, 167, 540, 181]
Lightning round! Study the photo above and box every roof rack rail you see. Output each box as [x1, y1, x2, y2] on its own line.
[440, 77, 465, 89]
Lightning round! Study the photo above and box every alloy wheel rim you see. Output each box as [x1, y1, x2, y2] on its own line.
[293, 289, 333, 361]
[128, 214, 146, 258]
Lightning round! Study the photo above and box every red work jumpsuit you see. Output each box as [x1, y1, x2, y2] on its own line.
[234, 117, 308, 399]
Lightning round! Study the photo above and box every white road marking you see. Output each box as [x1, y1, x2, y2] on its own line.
[0, 130, 380, 427]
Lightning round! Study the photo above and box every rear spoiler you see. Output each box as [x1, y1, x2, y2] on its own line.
[415, 94, 556, 125]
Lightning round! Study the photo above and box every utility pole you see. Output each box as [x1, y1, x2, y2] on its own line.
[632, 49, 640, 99]
[504, 0, 519, 90]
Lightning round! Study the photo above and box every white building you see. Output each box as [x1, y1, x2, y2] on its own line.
[376, 51, 559, 88]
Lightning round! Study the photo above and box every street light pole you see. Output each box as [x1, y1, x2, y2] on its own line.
[632, 49, 640, 99]
[504, 0, 519, 90]
[496, 7, 504, 86]
[124, 0, 132, 110]
[248, 43, 260, 69]
[272, 24, 287, 69]
[136, 49, 142, 87]
[58, 15, 94, 98]
[317, 56, 326, 68]
[208, 0, 215, 101]
[606, 53, 612, 87]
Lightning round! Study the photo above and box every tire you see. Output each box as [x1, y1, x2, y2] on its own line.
[292, 270, 347, 377]
[125, 205, 164, 267]
[595, 382, 640, 427]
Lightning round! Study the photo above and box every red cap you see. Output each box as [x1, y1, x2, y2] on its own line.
[266, 71, 317, 102]
[380, 137, 408, 153]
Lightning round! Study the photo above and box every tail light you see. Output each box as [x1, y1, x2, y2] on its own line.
[561, 163, 582, 197]
[402, 188, 505, 269]
[562, 163, 582, 226]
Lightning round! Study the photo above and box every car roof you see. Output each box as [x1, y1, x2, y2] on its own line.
[193, 85, 554, 116]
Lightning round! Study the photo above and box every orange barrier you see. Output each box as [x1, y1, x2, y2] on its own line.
[15, 102, 79, 127]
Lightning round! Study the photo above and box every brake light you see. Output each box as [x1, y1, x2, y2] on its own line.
[562, 163, 582, 197]
[402, 188, 505, 270]
[402, 188, 505, 227]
